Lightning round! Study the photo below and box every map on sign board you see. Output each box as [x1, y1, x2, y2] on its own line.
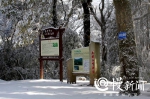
[118, 32, 126, 40]
[41, 39, 59, 56]
[72, 47, 89, 73]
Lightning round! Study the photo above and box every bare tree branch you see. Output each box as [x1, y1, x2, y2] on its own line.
[89, 3, 102, 27]
[63, 1, 76, 27]
[60, 0, 67, 21]
[105, 5, 114, 21]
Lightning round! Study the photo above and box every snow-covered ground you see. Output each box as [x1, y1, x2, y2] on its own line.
[0, 79, 150, 99]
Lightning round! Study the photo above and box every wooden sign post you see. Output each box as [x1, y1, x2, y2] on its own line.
[89, 41, 100, 85]
[39, 27, 65, 82]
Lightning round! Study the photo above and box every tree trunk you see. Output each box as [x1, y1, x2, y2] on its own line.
[100, 0, 107, 78]
[82, 1, 91, 47]
[113, 0, 140, 95]
[53, 0, 57, 27]
[101, 28, 107, 77]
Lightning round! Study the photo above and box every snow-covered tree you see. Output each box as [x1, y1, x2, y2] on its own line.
[0, 0, 82, 80]
[131, 0, 150, 82]
[89, 0, 119, 79]
[113, 0, 140, 96]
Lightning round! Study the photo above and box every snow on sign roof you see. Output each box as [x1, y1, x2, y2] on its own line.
[90, 30, 101, 43]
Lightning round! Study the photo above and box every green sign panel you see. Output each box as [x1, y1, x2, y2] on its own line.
[71, 47, 89, 72]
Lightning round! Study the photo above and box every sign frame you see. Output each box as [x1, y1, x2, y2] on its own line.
[39, 27, 65, 82]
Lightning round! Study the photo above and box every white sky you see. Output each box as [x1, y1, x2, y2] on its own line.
[92, 0, 101, 6]
[0, 79, 150, 99]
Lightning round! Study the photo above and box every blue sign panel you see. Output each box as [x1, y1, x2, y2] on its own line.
[118, 32, 126, 40]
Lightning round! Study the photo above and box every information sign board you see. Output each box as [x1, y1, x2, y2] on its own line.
[71, 47, 89, 72]
[41, 39, 59, 56]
